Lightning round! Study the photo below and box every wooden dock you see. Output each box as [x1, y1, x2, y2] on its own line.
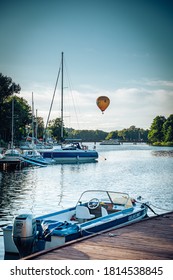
[24, 211, 173, 260]
[0, 157, 24, 170]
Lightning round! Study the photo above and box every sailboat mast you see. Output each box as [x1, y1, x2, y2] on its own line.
[32, 92, 35, 147]
[35, 109, 38, 143]
[11, 94, 14, 150]
[60, 52, 64, 141]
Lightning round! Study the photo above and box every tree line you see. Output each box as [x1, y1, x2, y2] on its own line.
[148, 115, 173, 146]
[0, 73, 172, 146]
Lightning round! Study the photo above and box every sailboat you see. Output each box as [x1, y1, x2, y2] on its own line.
[40, 52, 98, 163]
[21, 93, 49, 167]
[0, 95, 24, 170]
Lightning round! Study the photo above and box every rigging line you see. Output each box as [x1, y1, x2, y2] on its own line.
[150, 203, 173, 213]
[63, 57, 81, 130]
[45, 66, 61, 131]
[143, 203, 158, 216]
[137, 201, 159, 216]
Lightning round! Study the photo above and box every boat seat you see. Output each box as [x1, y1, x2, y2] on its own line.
[101, 206, 108, 216]
[76, 205, 95, 220]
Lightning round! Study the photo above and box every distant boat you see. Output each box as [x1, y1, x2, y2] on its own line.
[100, 139, 120, 145]
[41, 52, 98, 163]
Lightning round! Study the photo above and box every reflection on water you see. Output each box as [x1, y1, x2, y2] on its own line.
[152, 150, 173, 157]
[0, 143, 173, 259]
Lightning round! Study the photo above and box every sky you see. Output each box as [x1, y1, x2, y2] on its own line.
[0, 0, 173, 132]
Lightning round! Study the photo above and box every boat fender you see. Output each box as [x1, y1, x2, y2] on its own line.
[131, 198, 136, 205]
[70, 214, 77, 221]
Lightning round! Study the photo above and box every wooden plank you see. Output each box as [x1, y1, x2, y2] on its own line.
[24, 212, 173, 260]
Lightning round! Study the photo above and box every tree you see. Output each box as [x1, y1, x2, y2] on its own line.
[48, 118, 67, 142]
[36, 116, 45, 139]
[106, 131, 118, 140]
[66, 128, 108, 142]
[0, 73, 20, 104]
[0, 95, 32, 143]
[148, 116, 166, 143]
[139, 129, 149, 142]
[0, 74, 21, 143]
[163, 114, 173, 142]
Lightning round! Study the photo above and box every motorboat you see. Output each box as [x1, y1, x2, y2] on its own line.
[40, 141, 98, 163]
[100, 139, 120, 145]
[21, 149, 49, 166]
[3, 190, 149, 257]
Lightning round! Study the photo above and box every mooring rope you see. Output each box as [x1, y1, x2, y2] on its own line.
[149, 203, 173, 213]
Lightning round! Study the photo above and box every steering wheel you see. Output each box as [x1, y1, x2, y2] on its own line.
[88, 198, 100, 209]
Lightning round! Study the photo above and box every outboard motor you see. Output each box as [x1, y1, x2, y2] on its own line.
[12, 214, 36, 258]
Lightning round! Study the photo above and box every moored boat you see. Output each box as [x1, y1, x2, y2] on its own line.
[41, 52, 98, 164]
[3, 190, 149, 257]
[0, 148, 24, 170]
[40, 141, 98, 163]
[100, 139, 120, 145]
[21, 149, 49, 166]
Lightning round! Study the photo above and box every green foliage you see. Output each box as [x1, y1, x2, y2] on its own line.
[0, 74, 32, 144]
[66, 128, 108, 142]
[117, 126, 148, 142]
[36, 117, 45, 139]
[0, 73, 21, 104]
[163, 114, 173, 142]
[148, 116, 166, 143]
[0, 73, 44, 145]
[106, 131, 118, 140]
[47, 118, 67, 142]
[0, 95, 32, 143]
[148, 114, 173, 145]
[65, 126, 149, 142]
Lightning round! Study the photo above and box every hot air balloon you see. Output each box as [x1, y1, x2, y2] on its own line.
[96, 96, 110, 114]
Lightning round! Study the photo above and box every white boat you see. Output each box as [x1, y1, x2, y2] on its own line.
[0, 148, 22, 163]
[100, 139, 120, 145]
[3, 190, 149, 257]
[41, 52, 98, 163]
[21, 149, 49, 166]
[4, 148, 21, 157]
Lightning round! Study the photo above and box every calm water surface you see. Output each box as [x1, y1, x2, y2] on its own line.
[0, 143, 173, 259]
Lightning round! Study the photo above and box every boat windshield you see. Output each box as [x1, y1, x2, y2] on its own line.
[76, 190, 132, 208]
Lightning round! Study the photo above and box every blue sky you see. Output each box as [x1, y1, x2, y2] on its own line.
[0, 0, 173, 132]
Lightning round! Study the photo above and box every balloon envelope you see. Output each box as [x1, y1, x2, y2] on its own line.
[96, 96, 110, 113]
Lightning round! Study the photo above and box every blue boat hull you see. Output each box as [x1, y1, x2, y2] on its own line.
[40, 150, 98, 163]
[47, 206, 147, 244]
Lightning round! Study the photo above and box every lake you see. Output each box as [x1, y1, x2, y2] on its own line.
[0, 143, 173, 259]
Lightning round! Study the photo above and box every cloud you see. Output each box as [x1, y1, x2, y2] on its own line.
[20, 81, 173, 132]
[140, 78, 173, 87]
